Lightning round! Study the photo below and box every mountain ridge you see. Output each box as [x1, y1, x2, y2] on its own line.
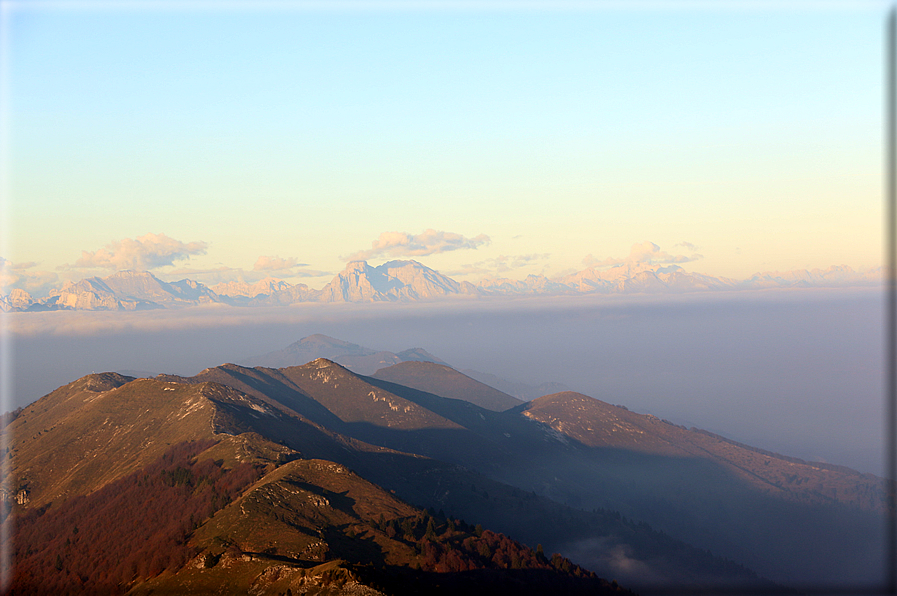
[4, 366, 771, 594]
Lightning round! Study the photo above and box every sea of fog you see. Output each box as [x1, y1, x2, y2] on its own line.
[4, 286, 887, 477]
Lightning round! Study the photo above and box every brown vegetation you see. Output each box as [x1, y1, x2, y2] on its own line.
[8, 440, 263, 595]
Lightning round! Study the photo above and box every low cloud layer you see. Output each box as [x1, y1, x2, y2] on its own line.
[66, 233, 208, 271]
[167, 262, 331, 285]
[583, 241, 702, 268]
[251, 256, 329, 279]
[343, 229, 490, 262]
[253, 256, 306, 271]
[451, 253, 551, 277]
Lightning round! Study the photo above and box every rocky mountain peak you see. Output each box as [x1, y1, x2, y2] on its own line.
[308, 358, 341, 369]
[528, 391, 597, 408]
[344, 260, 370, 272]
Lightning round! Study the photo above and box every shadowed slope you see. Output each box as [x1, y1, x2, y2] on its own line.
[493, 391, 890, 587]
[519, 391, 886, 511]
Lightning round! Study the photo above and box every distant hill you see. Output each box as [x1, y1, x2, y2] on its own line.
[241, 334, 446, 376]
[242, 334, 385, 369]
[372, 361, 523, 412]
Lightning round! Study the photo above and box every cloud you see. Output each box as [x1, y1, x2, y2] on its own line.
[65, 233, 208, 271]
[166, 262, 331, 285]
[253, 256, 308, 271]
[675, 241, 699, 251]
[343, 229, 490, 262]
[8, 260, 39, 271]
[164, 266, 244, 285]
[583, 241, 703, 268]
[449, 253, 550, 277]
[1, 258, 60, 297]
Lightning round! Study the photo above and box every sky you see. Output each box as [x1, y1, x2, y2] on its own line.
[0, 0, 888, 296]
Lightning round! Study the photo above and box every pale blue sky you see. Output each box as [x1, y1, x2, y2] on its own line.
[2, 1, 887, 293]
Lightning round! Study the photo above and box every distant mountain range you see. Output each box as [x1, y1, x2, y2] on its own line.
[0, 260, 883, 312]
[4, 355, 888, 593]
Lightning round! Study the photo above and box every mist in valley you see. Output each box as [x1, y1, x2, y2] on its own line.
[7, 287, 885, 478]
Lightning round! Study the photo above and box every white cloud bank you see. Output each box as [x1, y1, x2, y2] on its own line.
[0, 258, 60, 297]
[253, 256, 305, 271]
[583, 241, 702, 268]
[251, 256, 329, 279]
[66, 233, 208, 271]
[343, 229, 490, 262]
[450, 253, 551, 277]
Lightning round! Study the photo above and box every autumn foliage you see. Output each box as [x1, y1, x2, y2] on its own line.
[358, 511, 625, 596]
[371, 510, 596, 577]
[8, 440, 263, 595]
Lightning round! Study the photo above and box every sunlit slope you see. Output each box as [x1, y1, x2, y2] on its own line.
[371, 361, 523, 412]
[188, 457, 419, 566]
[3, 374, 282, 508]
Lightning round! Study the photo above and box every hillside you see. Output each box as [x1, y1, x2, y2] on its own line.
[9, 437, 622, 595]
[520, 392, 884, 510]
[4, 374, 274, 508]
[371, 361, 523, 412]
[494, 392, 889, 586]
[458, 369, 570, 401]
